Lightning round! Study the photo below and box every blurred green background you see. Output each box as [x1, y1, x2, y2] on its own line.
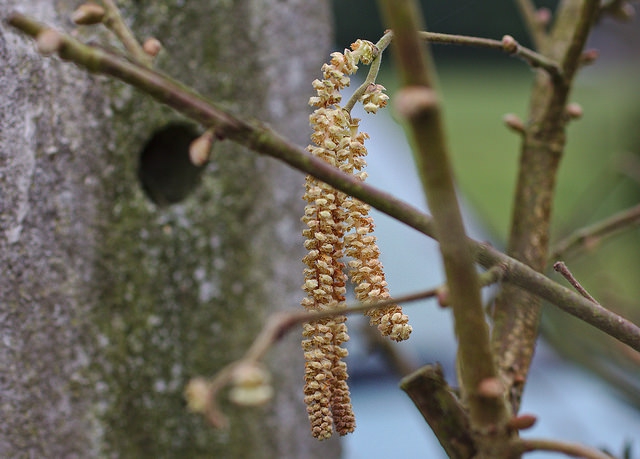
[332, 1, 640, 404]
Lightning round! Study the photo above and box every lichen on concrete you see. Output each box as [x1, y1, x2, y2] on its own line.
[1, 0, 338, 458]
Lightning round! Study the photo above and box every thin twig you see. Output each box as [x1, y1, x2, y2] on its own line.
[418, 31, 562, 79]
[515, 437, 613, 459]
[197, 288, 441, 427]
[550, 204, 640, 261]
[514, 0, 548, 50]
[490, 0, 602, 412]
[553, 261, 599, 304]
[8, 14, 640, 355]
[346, 31, 562, 114]
[100, 0, 152, 66]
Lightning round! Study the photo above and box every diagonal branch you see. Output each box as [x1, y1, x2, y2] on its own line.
[418, 31, 561, 78]
[8, 12, 640, 356]
[515, 437, 613, 459]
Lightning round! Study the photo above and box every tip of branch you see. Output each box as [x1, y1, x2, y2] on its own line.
[71, 3, 106, 25]
[580, 49, 600, 66]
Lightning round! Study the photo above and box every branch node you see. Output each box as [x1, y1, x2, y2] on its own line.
[553, 261, 599, 304]
[36, 29, 63, 55]
[580, 48, 600, 66]
[503, 113, 526, 135]
[393, 86, 439, 120]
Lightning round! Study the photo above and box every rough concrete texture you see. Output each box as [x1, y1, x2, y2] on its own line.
[0, 1, 338, 457]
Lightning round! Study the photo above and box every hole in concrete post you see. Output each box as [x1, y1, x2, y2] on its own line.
[137, 123, 205, 206]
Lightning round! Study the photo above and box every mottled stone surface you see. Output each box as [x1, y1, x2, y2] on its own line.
[0, 1, 337, 457]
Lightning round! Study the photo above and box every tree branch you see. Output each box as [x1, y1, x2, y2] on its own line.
[418, 31, 562, 78]
[378, 0, 510, 437]
[550, 204, 640, 261]
[490, 0, 602, 412]
[8, 12, 640, 355]
[344, 32, 393, 114]
[515, 437, 613, 459]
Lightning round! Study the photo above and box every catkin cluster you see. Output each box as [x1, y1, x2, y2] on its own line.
[301, 40, 412, 440]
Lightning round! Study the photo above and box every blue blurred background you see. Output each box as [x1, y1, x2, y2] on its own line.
[327, 2, 640, 457]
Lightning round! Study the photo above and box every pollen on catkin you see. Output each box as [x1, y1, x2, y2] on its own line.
[301, 39, 410, 440]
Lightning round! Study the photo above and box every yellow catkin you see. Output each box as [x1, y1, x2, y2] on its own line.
[301, 39, 409, 439]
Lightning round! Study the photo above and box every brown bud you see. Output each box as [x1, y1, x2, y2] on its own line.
[503, 113, 525, 134]
[508, 414, 538, 430]
[436, 287, 449, 308]
[71, 3, 106, 25]
[478, 377, 504, 398]
[536, 7, 552, 26]
[143, 38, 162, 57]
[580, 49, 599, 66]
[501, 35, 518, 54]
[566, 103, 583, 120]
[189, 130, 215, 166]
[36, 29, 63, 56]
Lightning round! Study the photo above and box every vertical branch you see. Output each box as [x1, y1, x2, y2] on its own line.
[491, 0, 600, 412]
[377, 0, 509, 431]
